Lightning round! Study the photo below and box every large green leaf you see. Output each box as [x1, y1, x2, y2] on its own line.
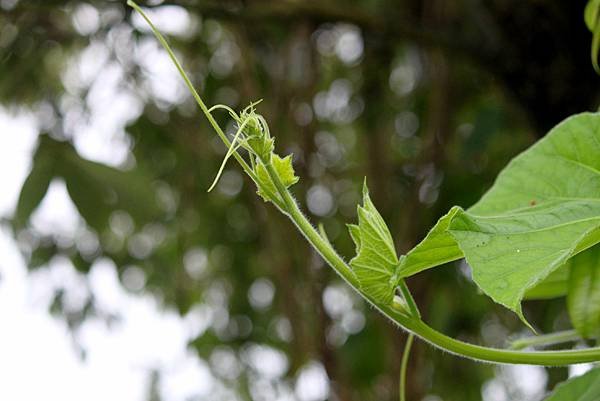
[348, 183, 398, 304]
[396, 113, 600, 323]
[543, 367, 600, 401]
[567, 245, 600, 338]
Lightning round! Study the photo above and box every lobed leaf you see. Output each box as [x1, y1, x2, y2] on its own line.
[396, 113, 600, 324]
[567, 244, 600, 339]
[543, 367, 600, 401]
[348, 182, 398, 304]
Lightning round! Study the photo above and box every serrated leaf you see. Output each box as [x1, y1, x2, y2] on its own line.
[254, 154, 298, 202]
[396, 113, 600, 324]
[543, 367, 600, 401]
[348, 183, 398, 304]
[14, 151, 54, 229]
[567, 245, 600, 338]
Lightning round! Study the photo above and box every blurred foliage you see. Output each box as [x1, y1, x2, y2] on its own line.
[2, 0, 599, 400]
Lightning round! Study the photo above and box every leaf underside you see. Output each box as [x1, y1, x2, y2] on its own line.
[395, 113, 600, 325]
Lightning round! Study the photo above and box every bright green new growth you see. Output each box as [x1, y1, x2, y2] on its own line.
[207, 101, 276, 192]
[255, 154, 299, 203]
[348, 182, 399, 305]
[129, 0, 600, 372]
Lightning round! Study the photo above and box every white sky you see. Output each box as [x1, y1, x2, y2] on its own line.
[0, 108, 216, 401]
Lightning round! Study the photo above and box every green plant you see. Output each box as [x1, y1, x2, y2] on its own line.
[129, 1, 600, 399]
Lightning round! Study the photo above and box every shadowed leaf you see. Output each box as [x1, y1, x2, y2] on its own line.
[543, 367, 600, 401]
[567, 244, 600, 338]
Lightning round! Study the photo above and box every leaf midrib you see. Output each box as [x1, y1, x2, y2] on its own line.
[451, 215, 600, 236]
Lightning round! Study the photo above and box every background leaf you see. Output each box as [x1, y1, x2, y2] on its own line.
[54, 140, 161, 232]
[14, 139, 54, 228]
[524, 264, 569, 300]
[567, 244, 600, 338]
[543, 367, 600, 401]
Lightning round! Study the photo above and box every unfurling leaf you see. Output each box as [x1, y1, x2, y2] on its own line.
[543, 367, 600, 401]
[396, 113, 600, 326]
[254, 154, 299, 202]
[567, 245, 600, 339]
[348, 182, 398, 304]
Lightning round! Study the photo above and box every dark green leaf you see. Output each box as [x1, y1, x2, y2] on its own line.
[567, 245, 600, 338]
[46, 138, 162, 232]
[543, 367, 600, 401]
[14, 151, 54, 228]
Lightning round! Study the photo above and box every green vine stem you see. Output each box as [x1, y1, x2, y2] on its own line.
[129, 0, 600, 367]
[400, 334, 414, 401]
[261, 162, 600, 365]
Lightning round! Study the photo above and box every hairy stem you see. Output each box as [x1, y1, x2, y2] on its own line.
[128, 0, 285, 209]
[262, 161, 600, 366]
[130, 0, 600, 367]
